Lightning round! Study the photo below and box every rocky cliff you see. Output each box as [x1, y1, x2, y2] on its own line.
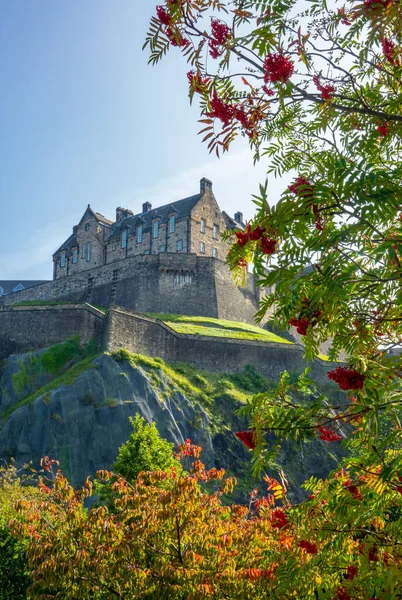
[0, 342, 344, 503]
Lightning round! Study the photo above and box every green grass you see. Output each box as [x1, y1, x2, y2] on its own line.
[111, 349, 263, 409]
[1, 356, 98, 423]
[146, 313, 292, 344]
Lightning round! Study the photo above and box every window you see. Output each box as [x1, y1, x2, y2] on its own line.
[144, 249, 150, 255]
[200, 242, 205, 254]
[200, 218, 206, 233]
[177, 240, 183, 251]
[13, 283, 25, 292]
[160, 245, 166, 253]
[61, 253, 66, 267]
[213, 224, 219, 239]
[87, 243, 92, 262]
[137, 225, 143, 243]
[72, 248, 78, 263]
[153, 221, 159, 238]
[169, 215, 175, 233]
[121, 230, 127, 249]
[213, 247, 217, 258]
[81, 244, 86, 259]
[84, 223, 90, 231]
[0, 286, 3, 296]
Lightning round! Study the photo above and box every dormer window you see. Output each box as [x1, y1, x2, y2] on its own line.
[137, 225, 143, 243]
[0, 286, 4, 296]
[169, 215, 175, 233]
[121, 230, 127, 249]
[153, 221, 159, 238]
[61, 253, 66, 267]
[200, 218, 206, 233]
[84, 223, 90, 231]
[72, 248, 78, 263]
[13, 283, 25, 292]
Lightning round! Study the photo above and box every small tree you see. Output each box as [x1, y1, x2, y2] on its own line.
[114, 414, 182, 481]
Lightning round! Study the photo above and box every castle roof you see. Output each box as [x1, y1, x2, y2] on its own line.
[0, 280, 50, 296]
[53, 233, 77, 257]
[108, 193, 202, 239]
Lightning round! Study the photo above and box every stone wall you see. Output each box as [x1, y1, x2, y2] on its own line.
[4, 254, 263, 323]
[0, 303, 332, 382]
[0, 305, 105, 360]
[104, 307, 331, 382]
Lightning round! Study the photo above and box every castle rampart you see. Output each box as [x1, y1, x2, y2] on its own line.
[0, 303, 331, 383]
[4, 254, 265, 324]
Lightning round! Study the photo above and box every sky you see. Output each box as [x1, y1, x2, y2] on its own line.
[0, 0, 289, 280]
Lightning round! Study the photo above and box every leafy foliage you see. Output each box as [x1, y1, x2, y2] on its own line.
[142, 0, 402, 596]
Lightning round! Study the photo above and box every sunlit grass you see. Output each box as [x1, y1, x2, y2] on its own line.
[146, 313, 292, 344]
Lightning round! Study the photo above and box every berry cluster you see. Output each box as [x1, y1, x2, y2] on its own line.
[335, 587, 351, 600]
[312, 204, 324, 231]
[288, 317, 310, 336]
[289, 299, 322, 336]
[260, 237, 277, 255]
[365, 0, 390, 8]
[235, 224, 277, 255]
[318, 426, 342, 442]
[235, 430, 257, 450]
[381, 37, 397, 65]
[297, 540, 318, 554]
[377, 122, 390, 137]
[262, 85, 275, 97]
[313, 74, 336, 101]
[209, 19, 232, 59]
[288, 175, 315, 199]
[338, 7, 352, 25]
[327, 366, 366, 390]
[210, 93, 234, 126]
[343, 479, 362, 500]
[270, 507, 289, 529]
[156, 5, 172, 25]
[347, 565, 358, 580]
[166, 27, 189, 47]
[263, 53, 294, 83]
[187, 71, 209, 93]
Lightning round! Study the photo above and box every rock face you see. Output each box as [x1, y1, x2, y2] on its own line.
[0, 354, 213, 487]
[0, 348, 344, 503]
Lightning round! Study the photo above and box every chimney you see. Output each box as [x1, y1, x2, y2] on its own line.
[200, 177, 212, 194]
[73, 225, 78, 234]
[116, 207, 133, 224]
[142, 201, 152, 213]
[234, 211, 244, 225]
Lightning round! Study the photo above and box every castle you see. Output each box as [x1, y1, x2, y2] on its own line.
[52, 178, 243, 280]
[3, 178, 266, 324]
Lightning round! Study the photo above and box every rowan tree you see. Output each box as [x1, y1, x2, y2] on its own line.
[143, 0, 402, 596]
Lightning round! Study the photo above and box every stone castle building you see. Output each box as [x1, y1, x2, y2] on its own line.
[3, 178, 268, 324]
[53, 178, 244, 280]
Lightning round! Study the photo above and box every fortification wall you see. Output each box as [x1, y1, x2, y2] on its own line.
[3, 254, 262, 323]
[105, 307, 330, 382]
[0, 305, 105, 360]
[0, 303, 332, 381]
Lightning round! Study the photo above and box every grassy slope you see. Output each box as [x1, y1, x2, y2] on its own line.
[146, 313, 292, 344]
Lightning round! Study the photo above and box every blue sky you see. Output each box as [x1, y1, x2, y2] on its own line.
[0, 0, 287, 279]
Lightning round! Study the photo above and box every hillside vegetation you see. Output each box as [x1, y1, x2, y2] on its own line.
[147, 313, 292, 344]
